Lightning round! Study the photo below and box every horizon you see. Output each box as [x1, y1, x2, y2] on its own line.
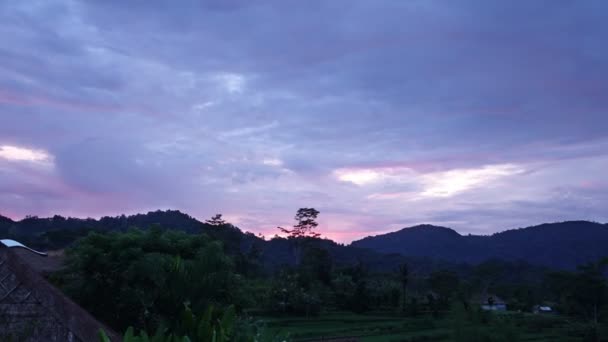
[1, 208, 605, 243]
[1, 1, 608, 243]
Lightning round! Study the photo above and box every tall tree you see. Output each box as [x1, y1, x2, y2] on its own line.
[206, 214, 227, 226]
[277, 208, 321, 265]
[278, 208, 321, 239]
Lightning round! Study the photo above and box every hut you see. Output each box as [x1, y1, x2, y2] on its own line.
[475, 294, 507, 311]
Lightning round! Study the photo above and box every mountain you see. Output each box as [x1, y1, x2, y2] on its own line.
[349, 224, 478, 263]
[258, 236, 466, 275]
[0, 214, 14, 227]
[0, 210, 247, 253]
[3, 211, 607, 270]
[0, 210, 204, 236]
[351, 221, 608, 269]
[0, 211, 462, 275]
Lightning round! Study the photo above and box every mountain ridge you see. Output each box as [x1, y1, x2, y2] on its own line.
[351, 220, 608, 269]
[1, 211, 606, 269]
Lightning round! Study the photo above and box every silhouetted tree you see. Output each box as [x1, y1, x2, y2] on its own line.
[206, 214, 227, 226]
[277, 208, 321, 265]
[278, 208, 321, 239]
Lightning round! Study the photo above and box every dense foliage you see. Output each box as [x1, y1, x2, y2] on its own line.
[98, 305, 262, 342]
[54, 228, 243, 332]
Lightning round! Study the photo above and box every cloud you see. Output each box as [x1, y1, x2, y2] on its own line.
[420, 164, 524, 198]
[0, 145, 52, 163]
[335, 164, 524, 199]
[335, 168, 384, 186]
[219, 121, 279, 138]
[0, 0, 607, 241]
[214, 72, 247, 94]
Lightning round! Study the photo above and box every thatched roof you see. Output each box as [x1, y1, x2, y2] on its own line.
[11, 248, 65, 275]
[0, 243, 121, 341]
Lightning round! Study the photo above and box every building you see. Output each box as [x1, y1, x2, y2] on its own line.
[0, 240, 120, 341]
[476, 294, 507, 311]
[533, 305, 553, 314]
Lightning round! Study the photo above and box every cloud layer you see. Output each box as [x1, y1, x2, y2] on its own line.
[1, 0, 607, 241]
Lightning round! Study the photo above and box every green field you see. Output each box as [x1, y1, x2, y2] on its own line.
[262, 312, 443, 341]
[260, 311, 605, 342]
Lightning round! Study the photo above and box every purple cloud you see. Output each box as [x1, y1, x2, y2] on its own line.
[1, 0, 607, 242]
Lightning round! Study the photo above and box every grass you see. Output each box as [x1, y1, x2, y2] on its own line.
[261, 311, 448, 341]
[257, 311, 605, 342]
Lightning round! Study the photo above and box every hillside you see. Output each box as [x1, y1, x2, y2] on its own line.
[351, 221, 608, 269]
[2, 211, 607, 270]
[0, 210, 203, 236]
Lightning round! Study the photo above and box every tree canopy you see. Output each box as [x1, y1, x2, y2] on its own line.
[278, 208, 321, 239]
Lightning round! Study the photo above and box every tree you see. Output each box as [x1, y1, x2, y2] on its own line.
[278, 208, 321, 239]
[547, 259, 608, 325]
[277, 208, 321, 265]
[301, 246, 333, 286]
[429, 270, 460, 306]
[57, 229, 241, 332]
[206, 214, 227, 226]
[399, 263, 409, 314]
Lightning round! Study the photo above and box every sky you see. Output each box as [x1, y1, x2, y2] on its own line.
[1, 0, 607, 242]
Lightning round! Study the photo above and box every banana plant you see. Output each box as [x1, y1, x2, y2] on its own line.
[99, 305, 237, 342]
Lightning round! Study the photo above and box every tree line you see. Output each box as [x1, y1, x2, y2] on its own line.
[44, 208, 608, 341]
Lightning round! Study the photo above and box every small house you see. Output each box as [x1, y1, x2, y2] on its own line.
[533, 305, 553, 314]
[475, 294, 507, 311]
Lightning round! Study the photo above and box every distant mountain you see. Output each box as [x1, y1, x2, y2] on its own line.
[349, 224, 476, 262]
[0, 211, 460, 274]
[3, 211, 607, 270]
[351, 221, 608, 269]
[258, 236, 467, 275]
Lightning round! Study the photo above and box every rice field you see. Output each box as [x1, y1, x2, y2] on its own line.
[259, 311, 605, 342]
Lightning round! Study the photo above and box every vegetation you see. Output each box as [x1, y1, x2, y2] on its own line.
[12, 209, 606, 340]
[98, 305, 265, 342]
[206, 214, 228, 227]
[54, 227, 243, 332]
[277, 208, 321, 239]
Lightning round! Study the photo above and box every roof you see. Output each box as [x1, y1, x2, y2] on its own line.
[0, 243, 121, 341]
[11, 248, 65, 275]
[0, 239, 46, 254]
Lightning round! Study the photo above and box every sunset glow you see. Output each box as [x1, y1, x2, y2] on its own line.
[335, 169, 383, 185]
[0, 1, 606, 241]
[0, 145, 51, 163]
[420, 164, 524, 198]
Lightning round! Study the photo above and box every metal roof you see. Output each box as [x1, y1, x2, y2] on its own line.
[0, 239, 48, 256]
